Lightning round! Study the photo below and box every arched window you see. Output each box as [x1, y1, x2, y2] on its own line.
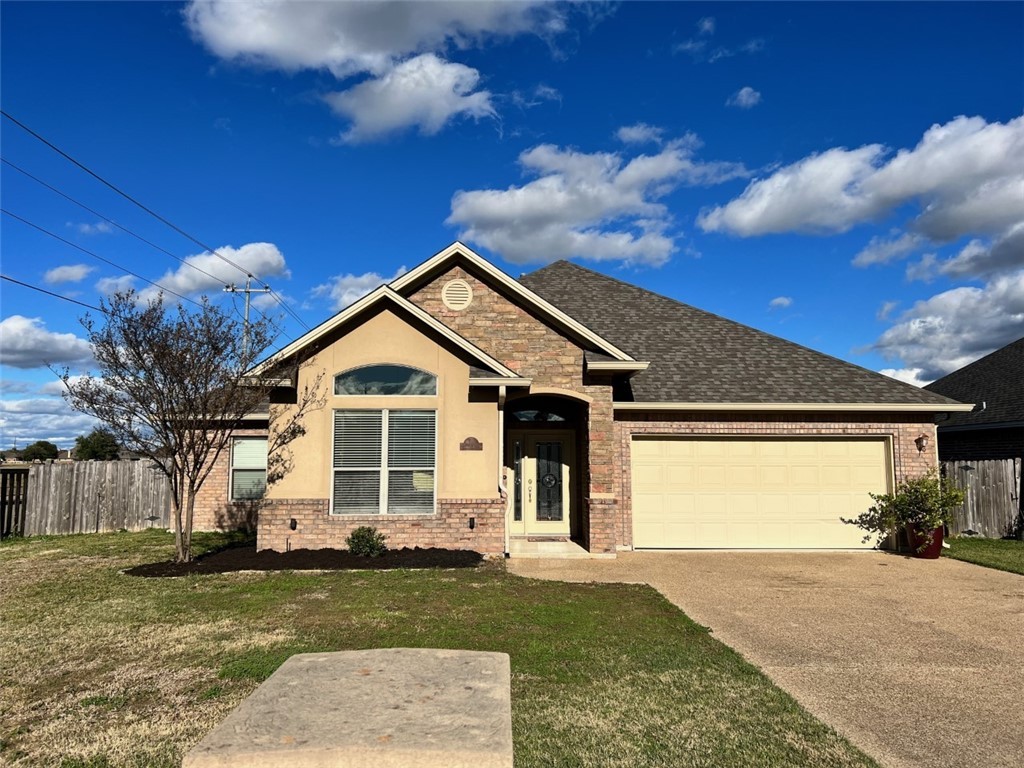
[334, 365, 437, 396]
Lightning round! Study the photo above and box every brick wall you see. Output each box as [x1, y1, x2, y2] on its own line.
[613, 412, 938, 549]
[191, 427, 269, 531]
[586, 497, 617, 555]
[257, 498, 506, 554]
[937, 426, 1023, 462]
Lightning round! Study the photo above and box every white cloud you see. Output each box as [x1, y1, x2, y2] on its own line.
[853, 232, 925, 266]
[768, 296, 792, 309]
[0, 316, 94, 370]
[872, 269, 1024, 381]
[185, 1, 568, 141]
[876, 300, 899, 321]
[38, 375, 87, 396]
[698, 17, 715, 35]
[0, 401, 98, 448]
[905, 225, 1024, 282]
[325, 54, 495, 143]
[676, 34, 763, 63]
[699, 115, 1024, 243]
[136, 242, 289, 303]
[727, 86, 761, 109]
[699, 144, 886, 235]
[95, 275, 137, 296]
[185, 0, 562, 78]
[68, 221, 113, 235]
[879, 368, 931, 387]
[447, 136, 748, 266]
[312, 267, 408, 311]
[509, 83, 561, 110]
[616, 123, 663, 145]
[43, 264, 95, 285]
[0, 380, 36, 394]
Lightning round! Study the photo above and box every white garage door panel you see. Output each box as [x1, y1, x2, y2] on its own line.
[631, 437, 890, 549]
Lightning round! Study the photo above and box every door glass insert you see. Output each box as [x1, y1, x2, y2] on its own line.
[535, 441, 563, 521]
[513, 440, 523, 522]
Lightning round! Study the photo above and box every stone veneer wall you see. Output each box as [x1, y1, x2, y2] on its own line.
[257, 498, 506, 554]
[191, 426, 269, 532]
[612, 413, 938, 550]
[408, 264, 619, 552]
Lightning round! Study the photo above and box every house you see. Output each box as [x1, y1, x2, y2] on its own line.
[923, 337, 1023, 462]
[193, 243, 972, 556]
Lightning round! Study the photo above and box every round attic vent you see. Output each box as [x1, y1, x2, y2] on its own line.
[441, 279, 473, 311]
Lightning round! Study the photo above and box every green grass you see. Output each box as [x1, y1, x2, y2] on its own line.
[0, 531, 877, 767]
[944, 535, 1024, 575]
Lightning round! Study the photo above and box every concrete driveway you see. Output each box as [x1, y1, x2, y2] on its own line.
[509, 552, 1024, 768]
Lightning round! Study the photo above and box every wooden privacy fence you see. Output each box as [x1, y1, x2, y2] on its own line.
[20, 460, 172, 537]
[942, 458, 1023, 538]
[1, 467, 30, 538]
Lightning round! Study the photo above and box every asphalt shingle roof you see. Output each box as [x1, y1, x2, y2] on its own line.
[519, 260, 962, 407]
[924, 337, 1023, 427]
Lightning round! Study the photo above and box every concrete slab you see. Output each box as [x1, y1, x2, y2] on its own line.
[510, 552, 1024, 768]
[183, 648, 512, 768]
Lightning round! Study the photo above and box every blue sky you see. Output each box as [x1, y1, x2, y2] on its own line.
[1, 1, 1022, 447]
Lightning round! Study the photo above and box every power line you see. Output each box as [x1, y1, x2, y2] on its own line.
[1, 208, 205, 309]
[1, 110, 311, 331]
[1, 273, 104, 312]
[0, 156, 281, 330]
[2, 157, 230, 286]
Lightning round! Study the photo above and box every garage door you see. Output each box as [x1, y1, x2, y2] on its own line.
[631, 437, 891, 549]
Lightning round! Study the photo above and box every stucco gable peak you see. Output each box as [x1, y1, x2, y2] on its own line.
[250, 283, 518, 379]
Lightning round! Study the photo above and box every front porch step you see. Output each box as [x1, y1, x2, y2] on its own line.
[507, 538, 615, 560]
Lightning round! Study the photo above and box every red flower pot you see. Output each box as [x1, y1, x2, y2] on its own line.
[906, 526, 944, 559]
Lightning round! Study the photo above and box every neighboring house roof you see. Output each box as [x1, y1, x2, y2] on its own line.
[924, 337, 1024, 428]
[519, 260, 966, 409]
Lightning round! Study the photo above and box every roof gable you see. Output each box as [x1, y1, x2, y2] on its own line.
[390, 242, 636, 362]
[520, 260, 968, 409]
[924, 337, 1024, 426]
[251, 285, 521, 380]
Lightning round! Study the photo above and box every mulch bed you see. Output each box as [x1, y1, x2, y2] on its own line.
[125, 546, 484, 577]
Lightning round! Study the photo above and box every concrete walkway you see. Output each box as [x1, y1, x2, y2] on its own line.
[509, 552, 1024, 768]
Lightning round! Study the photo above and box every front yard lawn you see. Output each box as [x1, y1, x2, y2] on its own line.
[944, 535, 1024, 575]
[0, 531, 876, 768]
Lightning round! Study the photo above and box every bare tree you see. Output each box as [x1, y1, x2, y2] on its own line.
[61, 291, 323, 562]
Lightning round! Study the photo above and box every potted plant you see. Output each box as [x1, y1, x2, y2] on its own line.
[842, 470, 965, 558]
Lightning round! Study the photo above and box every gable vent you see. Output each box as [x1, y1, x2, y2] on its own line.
[441, 279, 473, 311]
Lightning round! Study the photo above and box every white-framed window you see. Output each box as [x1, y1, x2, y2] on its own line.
[230, 437, 267, 501]
[332, 409, 436, 515]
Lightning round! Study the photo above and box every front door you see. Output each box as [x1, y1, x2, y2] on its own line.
[507, 431, 573, 537]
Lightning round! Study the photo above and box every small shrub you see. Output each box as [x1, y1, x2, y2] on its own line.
[843, 470, 965, 551]
[346, 526, 387, 557]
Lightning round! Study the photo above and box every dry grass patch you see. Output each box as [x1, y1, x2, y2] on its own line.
[0, 531, 877, 767]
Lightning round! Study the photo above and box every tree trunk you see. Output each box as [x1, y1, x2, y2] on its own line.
[181, 485, 197, 563]
[172, 496, 185, 563]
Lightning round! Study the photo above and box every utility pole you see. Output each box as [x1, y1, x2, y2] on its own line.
[224, 276, 271, 360]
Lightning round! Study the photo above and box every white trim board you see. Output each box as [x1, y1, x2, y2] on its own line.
[390, 242, 636, 362]
[614, 401, 975, 413]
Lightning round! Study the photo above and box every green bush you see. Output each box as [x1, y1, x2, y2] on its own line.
[843, 470, 965, 551]
[346, 526, 387, 557]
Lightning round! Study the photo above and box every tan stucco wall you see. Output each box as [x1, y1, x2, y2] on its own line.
[268, 307, 500, 502]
